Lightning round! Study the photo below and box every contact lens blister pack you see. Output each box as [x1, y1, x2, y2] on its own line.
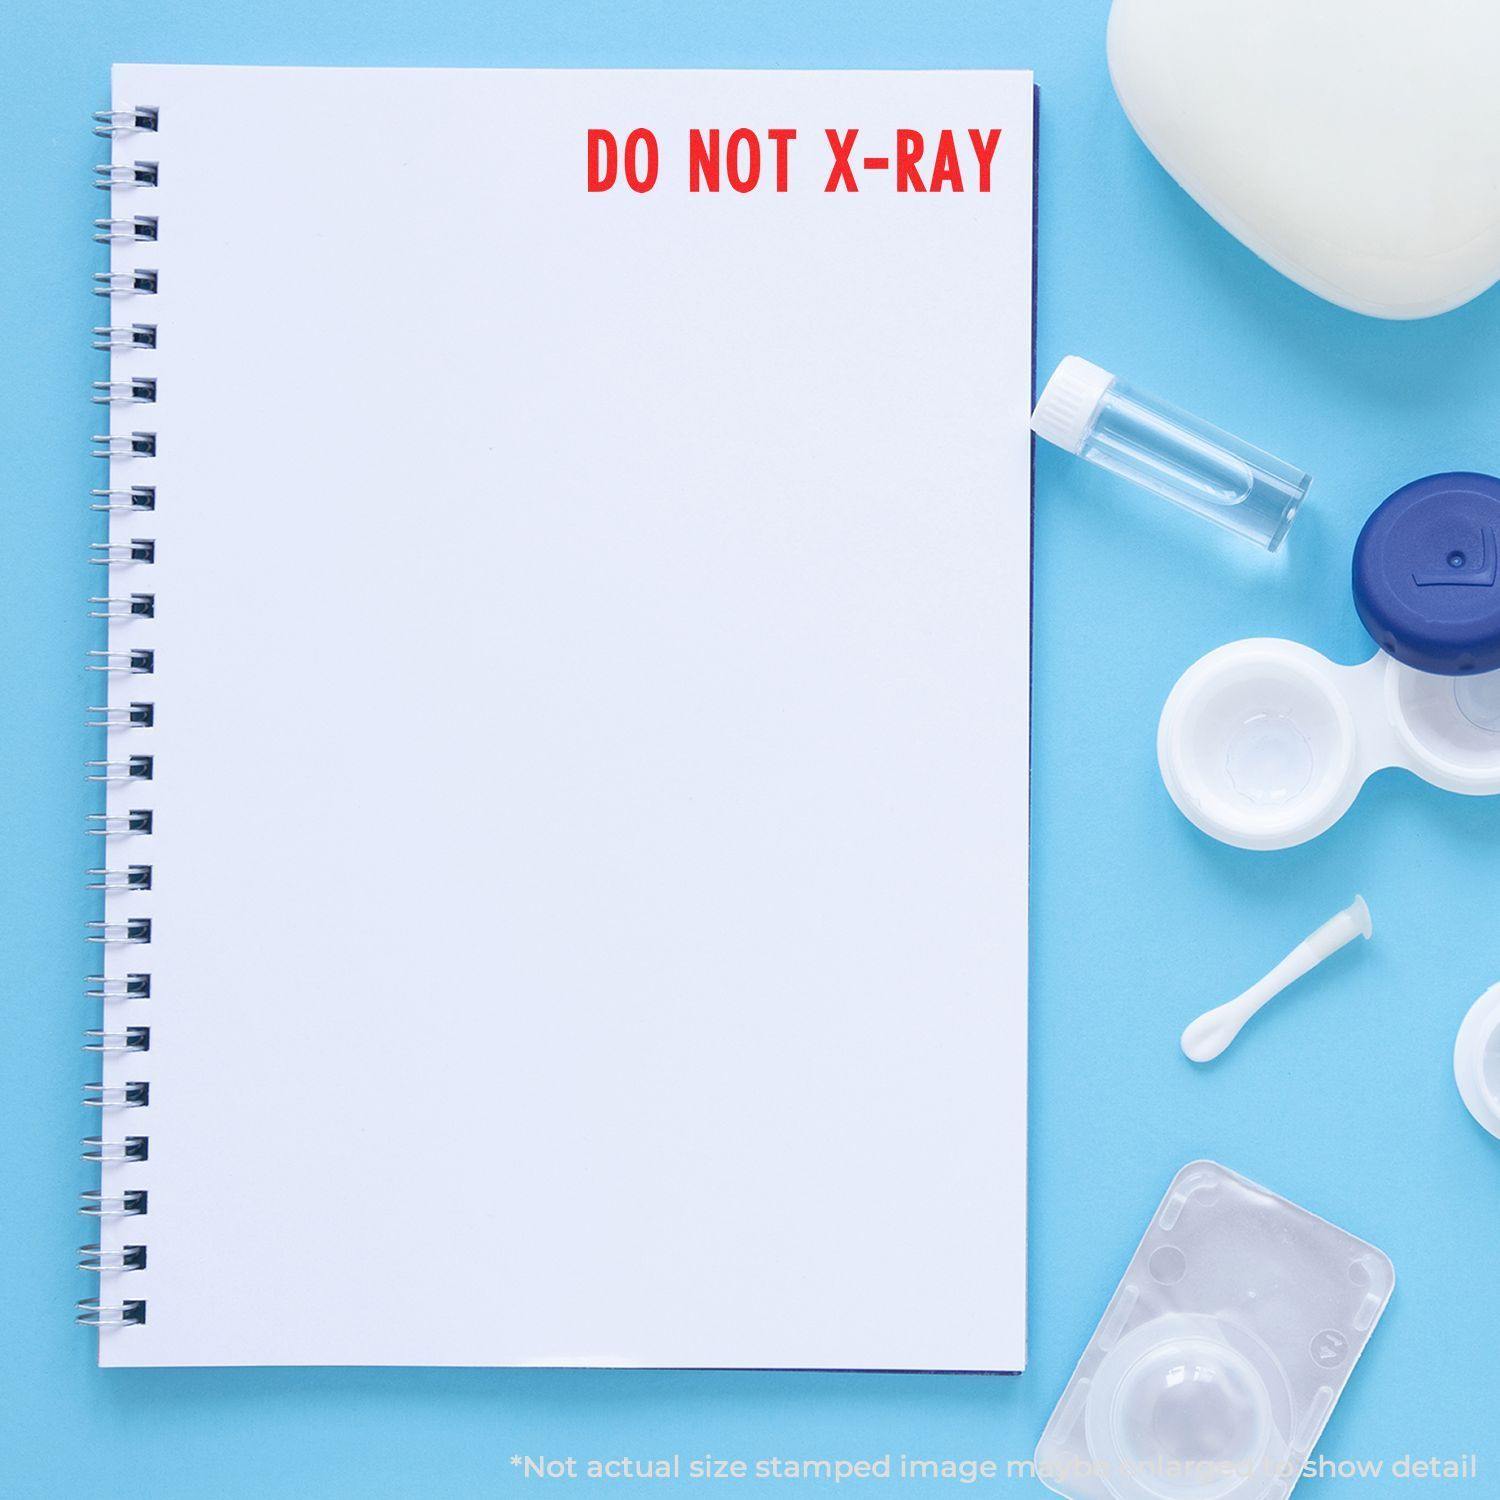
[1035, 1162, 1394, 1500]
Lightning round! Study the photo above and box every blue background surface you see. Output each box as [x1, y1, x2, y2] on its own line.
[4, 0, 1499, 1493]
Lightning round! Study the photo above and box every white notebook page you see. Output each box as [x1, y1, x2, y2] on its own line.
[99, 64, 1034, 1368]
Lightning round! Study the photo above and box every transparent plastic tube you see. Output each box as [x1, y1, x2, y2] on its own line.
[1032, 357, 1309, 551]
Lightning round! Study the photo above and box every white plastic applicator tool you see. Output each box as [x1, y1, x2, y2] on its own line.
[1180, 896, 1372, 1063]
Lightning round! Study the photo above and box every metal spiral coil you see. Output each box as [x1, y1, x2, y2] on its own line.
[84, 1028, 152, 1053]
[91, 431, 156, 459]
[79, 1244, 148, 1272]
[86, 973, 152, 999]
[93, 268, 158, 296]
[82, 1136, 149, 1163]
[88, 593, 155, 619]
[80, 1189, 148, 1218]
[91, 379, 157, 407]
[93, 324, 156, 350]
[87, 101, 158, 1335]
[83, 1081, 150, 1108]
[90, 538, 156, 563]
[93, 106, 159, 136]
[86, 648, 154, 674]
[94, 216, 158, 244]
[94, 161, 158, 189]
[85, 756, 154, 783]
[87, 703, 154, 728]
[76, 1300, 146, 1327]
[87, 866, 153, 890]
[85, 811, 154, 838]
[91, 486, 156, 512]
[85, 918, 152, 944]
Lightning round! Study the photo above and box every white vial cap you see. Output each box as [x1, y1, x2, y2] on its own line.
[1031, 356, 1116, 454]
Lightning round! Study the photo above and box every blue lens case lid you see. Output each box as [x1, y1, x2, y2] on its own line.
[1353, 472, 1500, 675]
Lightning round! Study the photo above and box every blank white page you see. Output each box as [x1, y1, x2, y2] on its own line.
[98, 64, 1034, 1369]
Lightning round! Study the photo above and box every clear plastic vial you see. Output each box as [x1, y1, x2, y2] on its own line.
[1031, 356, 1309, 551]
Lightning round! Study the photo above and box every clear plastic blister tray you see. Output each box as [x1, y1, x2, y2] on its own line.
[1036, 1162, 1394, 1500]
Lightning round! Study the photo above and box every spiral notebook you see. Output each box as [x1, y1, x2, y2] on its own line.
[85, 64, 1036, 1370]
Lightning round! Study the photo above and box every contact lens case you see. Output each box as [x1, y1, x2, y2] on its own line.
[1159, 474, 1500, 850]
[1108, 0, 1500, 319]
[1035, 1162, 1394, 1500]
[1454, 983, 1500, 1141]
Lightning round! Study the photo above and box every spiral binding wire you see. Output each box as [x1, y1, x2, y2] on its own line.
[85, 972, 151, 998]
[83, 102, 158, 1332]
[82, 1136, 149, 1162]
[94, 216, 158, 245]
[92, 325, 157, 351]
[91, 379, 157, 407]
[91, 487, 156, 513]
[80, 1245, 148, 1272]
[86, 648, 154, 674]
[77, 1300, 147, 1327]
[93, 107, 159, 137]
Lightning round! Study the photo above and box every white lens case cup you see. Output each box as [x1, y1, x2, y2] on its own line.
[1158, 640, 1500, 851]
[1455, 983, 1500, 1141]
[1036, 1162, 1394, 1500]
